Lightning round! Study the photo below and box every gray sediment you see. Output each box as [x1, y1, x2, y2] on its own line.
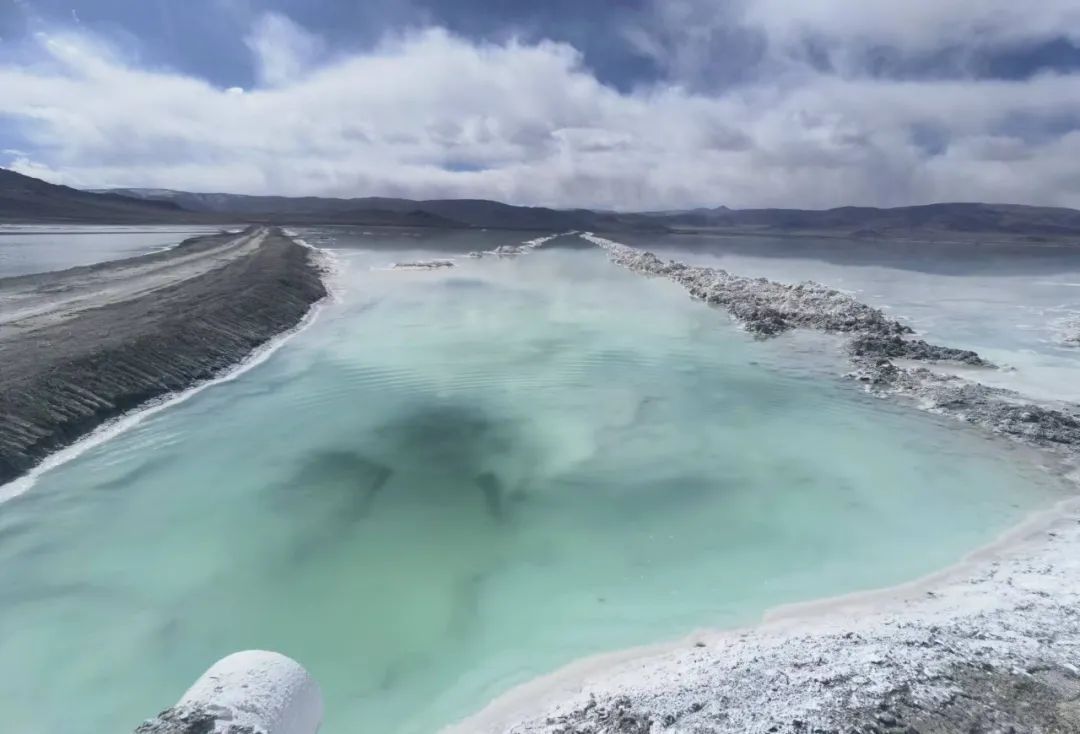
[0, 225, 326, 487]
[1060, 317, 1080, 347]
[133, 705, 224, 734]
[847, 333, 987, 366]
[391, 259, 456, 269]
[587, 243, 911, 337]
[467, 233, 566, 259]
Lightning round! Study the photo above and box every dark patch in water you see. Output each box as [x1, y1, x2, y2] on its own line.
[279, 449, 395, 522]
[632, 396, 663, 423]
[268, 450, 396, 563]
[440, 277, 489, 290]
[372, 402, 516, 471]
[474, 472, 504, 521]
[447, 571, 487, 640]
[272, 401, 538, 570]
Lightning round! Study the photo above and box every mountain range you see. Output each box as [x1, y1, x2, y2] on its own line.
[99, 186, 641, 231]
[0, 168, 215, 224]
[4, 167, 1080, 242]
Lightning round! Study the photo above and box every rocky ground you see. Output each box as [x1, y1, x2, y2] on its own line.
[0, 226, 326, 486]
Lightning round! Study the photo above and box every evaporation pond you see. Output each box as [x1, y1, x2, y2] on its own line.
[0, 238, 1064, 733]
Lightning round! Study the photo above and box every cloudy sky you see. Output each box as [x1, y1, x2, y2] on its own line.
[1, 0, 1080, 210]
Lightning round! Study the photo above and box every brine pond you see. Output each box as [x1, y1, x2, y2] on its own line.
[0, 228, 1067, 733]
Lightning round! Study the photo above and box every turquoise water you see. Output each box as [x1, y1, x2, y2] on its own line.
[0, 235, 1064, 733]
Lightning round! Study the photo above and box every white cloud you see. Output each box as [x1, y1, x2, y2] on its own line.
[244, 12, 326, 87]
[1, 7, 1079, 210]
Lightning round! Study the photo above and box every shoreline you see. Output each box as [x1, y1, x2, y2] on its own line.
[451, 488, 1080, 733]
[0, 281, 332, 503]
[583, 231, 1080, 453]
[0, 226, 329, 491]
[450, 233, 1080, 733]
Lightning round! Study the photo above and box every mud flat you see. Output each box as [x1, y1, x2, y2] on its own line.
[449, 235, 1080, 734]
[0, 226, 326, 487]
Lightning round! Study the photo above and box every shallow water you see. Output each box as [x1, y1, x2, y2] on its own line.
[0, 225, 228, 277]
[640, 233, 1080, 402]
[0, 231, 1067, 733]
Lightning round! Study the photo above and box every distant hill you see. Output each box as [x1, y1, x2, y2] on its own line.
[0, 169, 220, 224]
[5, 169, 1080, 241]
[99, 185, 1080, 241]
[101, 187, 644, 231]
[651, 203, 1080, 241]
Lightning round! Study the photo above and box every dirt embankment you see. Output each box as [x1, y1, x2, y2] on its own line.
[0, 226, 327, 486]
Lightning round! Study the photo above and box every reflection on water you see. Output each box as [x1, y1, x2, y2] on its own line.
[0, 225, 227, 277]
[0, 231, 1067, 734]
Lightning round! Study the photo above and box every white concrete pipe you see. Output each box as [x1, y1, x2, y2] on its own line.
[136, 650, 323, 734]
